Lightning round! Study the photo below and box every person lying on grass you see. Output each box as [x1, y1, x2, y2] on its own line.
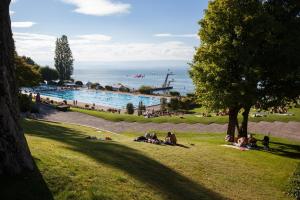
[134, 132, 177, 146]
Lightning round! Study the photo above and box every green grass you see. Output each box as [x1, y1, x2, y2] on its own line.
[1, 119, 299, 200]
[71, 107, 300, 124]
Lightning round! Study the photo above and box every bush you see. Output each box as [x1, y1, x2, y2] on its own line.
[139, 85, 153, 95]
[287, 163, 300, 199]
[160, 98, 168, 111]
[119, 86, 130, 93]
[105, 85, 113, 91]
[126, 103, 134, 115]
[18, 94, 32, 112]
[97, 85, 105, 90]
[186, 93, 195, 98]
[47, 80, 57, 86]
[168, 98, 180, 111]
[91, 83, 100, 89]
[57, 80, 64, 86]
[75, 81, 83, 86]
[180, 97, 196, 110]
[170, 91, 181, 96]
[30, 103, 40, 113]
[137, 101, 146, 116]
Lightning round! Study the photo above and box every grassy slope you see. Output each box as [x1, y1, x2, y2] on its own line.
[1, 119, 299, 200]
[71, 107, 300, 124]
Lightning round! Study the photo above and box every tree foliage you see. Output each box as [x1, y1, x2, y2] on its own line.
[40, 66, 59, 82]
[15, 54, 42, 87]
[190, 0, 300, 139]
[126, 103, 134, 115]
[54, 35, 74, 81]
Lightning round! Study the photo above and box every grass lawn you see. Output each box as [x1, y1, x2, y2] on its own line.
[1, 119, 299, 200]
[71, 107, 300, 124]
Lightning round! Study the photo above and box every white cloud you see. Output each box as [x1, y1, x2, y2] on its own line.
[62, 0, 131, 16]
[10, 11, 15, 15]
[154, 33, 198, 38]
[13, 32, 56, 61]
[12, 21, 36, 28]
[11, 0, 17, 3]
[13, 32, 194, 64]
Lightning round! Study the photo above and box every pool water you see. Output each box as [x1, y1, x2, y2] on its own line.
[39, 89, 161, 109]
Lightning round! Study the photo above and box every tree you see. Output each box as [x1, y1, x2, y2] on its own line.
[190, 0, 300, 140]
[15, 55, 42, 87]
[40, 66, 59, 82]
[126, 103, 134, 115]
[138, 85, 153, 95]
[0, 0, 33, 175]
[137, 101, 146, 116]
[21, 56, 36, 66]
[54, 35, 74, 81]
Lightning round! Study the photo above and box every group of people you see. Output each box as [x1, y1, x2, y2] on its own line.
[143, 110, 184, 119]
[134, 132, 177, 146]
[226, 134, 270, 150]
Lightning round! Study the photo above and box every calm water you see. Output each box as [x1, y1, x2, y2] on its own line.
[40, 89, 161, 109]
[73, 67, 194, 95]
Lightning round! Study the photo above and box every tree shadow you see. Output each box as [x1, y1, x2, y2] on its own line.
[24, 120, 225, 200]
[0, 161, 54, 200]
[267, 141, 300, 159]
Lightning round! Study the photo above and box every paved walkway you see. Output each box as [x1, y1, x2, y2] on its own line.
[36, 105, 300, 140]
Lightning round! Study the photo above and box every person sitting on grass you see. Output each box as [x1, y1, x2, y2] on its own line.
[262, 136, 270, 150]
[165, 132, 177, 145]
[247, 134, 258, 149]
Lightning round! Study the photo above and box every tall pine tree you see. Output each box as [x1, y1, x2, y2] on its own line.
[54, 35, 74, 81]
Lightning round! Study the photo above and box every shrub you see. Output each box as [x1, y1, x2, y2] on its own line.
[287, 163, 300, 199]
[19, 94, 32, 112]
[180, 97, 196, 110]
[126, 103, 134, 115]
[139, 85, 153, 95]
[170, 91, 181, 97]
[47, 80, 57, 86]
[160, 98, 168, 111]
[137, 101, 146, 116]
[91, 83, 100, 89]
[75, 81, 83, 86]
[119, 86, 130, 93]
[105, 85, 113, 91]
[97, 85, 105, 90]
[57, 80, 64, 86]
[30, 103, 40, 113]
[186, 93, 195, 98]
[168, 98, 180, 111]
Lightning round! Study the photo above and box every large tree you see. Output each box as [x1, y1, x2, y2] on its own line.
[190, 0, 300, 140]
[0, 0, 33, 175]
[54, 35, 74, 81]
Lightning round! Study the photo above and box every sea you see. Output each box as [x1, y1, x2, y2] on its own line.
[73, 66, 195, 95]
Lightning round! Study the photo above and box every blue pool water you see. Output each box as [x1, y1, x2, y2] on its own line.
[39, 89, 161, 109]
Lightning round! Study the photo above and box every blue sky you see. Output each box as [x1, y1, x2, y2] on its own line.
[10, 0, 208, 68]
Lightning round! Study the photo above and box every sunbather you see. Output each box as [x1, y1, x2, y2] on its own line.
[165, 132, 177, 145]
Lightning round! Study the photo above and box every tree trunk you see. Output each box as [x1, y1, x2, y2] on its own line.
[226, 107, 239, 142]
[0, 0, 33, 175]
[239, 106, 251, 137]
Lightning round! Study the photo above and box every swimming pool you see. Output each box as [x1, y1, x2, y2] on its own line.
[38, 89, 161, 109]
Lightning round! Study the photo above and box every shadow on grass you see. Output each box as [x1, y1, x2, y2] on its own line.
[268, 141, 300, 159]
[0, 162, 54, 200]
[24, 120, 225, 200]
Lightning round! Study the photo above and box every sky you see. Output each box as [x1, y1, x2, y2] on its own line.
[10, 0, 209, 68]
